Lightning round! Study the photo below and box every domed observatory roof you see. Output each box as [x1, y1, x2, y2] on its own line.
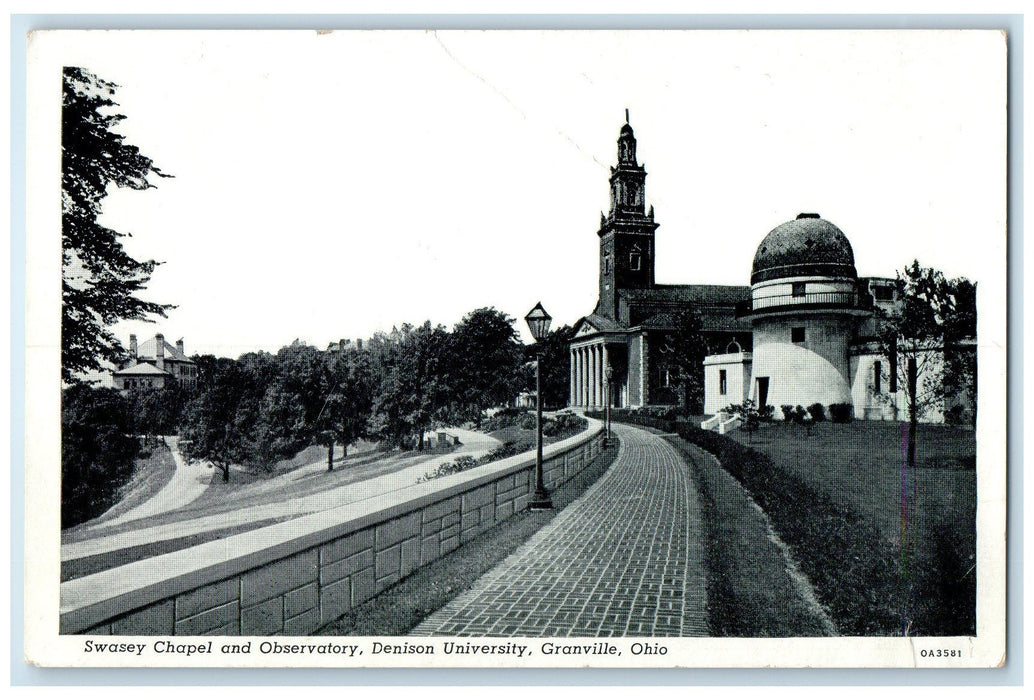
[751, 213, 857, 284]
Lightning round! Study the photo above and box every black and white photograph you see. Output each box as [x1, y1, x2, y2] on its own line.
[22, 27, 1007, 668]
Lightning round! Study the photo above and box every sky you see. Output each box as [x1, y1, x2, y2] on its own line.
[28, 29, 1007, 358]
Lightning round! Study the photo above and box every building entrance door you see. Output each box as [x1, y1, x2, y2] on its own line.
[756, 377, 770, 407]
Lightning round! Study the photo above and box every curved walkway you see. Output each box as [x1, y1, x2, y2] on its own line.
[412, 422, 708, 637]
[100, 437, 212, 528]
[61, 428, 500, 562]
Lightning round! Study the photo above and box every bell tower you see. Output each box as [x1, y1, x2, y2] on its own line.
[596, 112, 659, 320]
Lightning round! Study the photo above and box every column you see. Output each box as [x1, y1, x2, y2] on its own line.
[595, 344, 603, 408]
[569, 349, 576, 407]
[588, 345, 597, 408]
[577, 347, 586, 407]
[602, 344, 610, 408]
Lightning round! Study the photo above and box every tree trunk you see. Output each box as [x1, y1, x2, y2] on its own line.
[907, 357, 918, 468]
[327, 442, 334, 472]
[222, 464, 229, 483]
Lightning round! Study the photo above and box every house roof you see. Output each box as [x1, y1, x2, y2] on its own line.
[114, 362, 171, 376]
[135, 336, 193, 364]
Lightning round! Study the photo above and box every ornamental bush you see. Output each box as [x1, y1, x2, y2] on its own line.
[828, 403, 854, 423]
[806, 402, 826, 422]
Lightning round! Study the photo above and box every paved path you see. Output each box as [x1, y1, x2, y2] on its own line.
[100, 437, 212, 528]
[62, 428, 500, 562]
[411, 422, 708, 637]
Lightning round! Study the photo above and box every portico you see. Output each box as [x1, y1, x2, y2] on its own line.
[570, 340, 609, 409]
[569, 320, 637, 409]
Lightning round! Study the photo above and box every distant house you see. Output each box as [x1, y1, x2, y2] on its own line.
[113, 333, 197, 391]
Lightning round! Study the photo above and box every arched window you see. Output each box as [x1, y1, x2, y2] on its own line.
[630, 252, 641, 271]
[727, 340, 742, 353]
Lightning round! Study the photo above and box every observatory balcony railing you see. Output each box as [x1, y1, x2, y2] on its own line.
[735, 291, 874, 318]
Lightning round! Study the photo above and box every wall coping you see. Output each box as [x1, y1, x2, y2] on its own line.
[60, 418, 604, 633]
[703, 351, 752, 366]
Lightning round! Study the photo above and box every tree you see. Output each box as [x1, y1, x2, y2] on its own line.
[875, 261, 977, 466]
[179, 356, 263, 482]
[448, 307, 524, 426]
[126, 382, 188, 441]
[258, 341, 328, 466]
[62, 67, 173, 381]
[369, 322, 452, 449]
[654, 308, 710, 413]
[319, 345, 376, 470]
[61, 383, 139, 527]
[529, 324, 575, 410]
[725, 398, 761, 443]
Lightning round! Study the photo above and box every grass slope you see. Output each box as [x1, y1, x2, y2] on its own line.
[660, 432, 831, 636]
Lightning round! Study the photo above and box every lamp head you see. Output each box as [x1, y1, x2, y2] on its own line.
[524, 302, 552, 341]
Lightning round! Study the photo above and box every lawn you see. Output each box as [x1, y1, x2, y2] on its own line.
[727, 421, 975, 568]
[599, 409, 976, 636]
[727, 420, 976, 636]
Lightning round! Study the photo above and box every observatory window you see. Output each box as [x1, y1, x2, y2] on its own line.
[874, 361, 882, 394]
[605, 256, 611, 275]
[630, 253, 641, 271]
[719, 370, 727, 395]
[792, 282, 806, 297]
[791, 327, 806, 344]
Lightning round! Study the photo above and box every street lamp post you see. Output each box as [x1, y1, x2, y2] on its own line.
[604, 364, 613, 447]
[525, 302, 553, 511]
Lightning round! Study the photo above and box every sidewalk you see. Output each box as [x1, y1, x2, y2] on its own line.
[411, 422, 708, 637]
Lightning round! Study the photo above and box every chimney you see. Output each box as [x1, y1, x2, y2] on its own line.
[339, 338, 347, 356]
[129, 334, 138, 358]
[176, 338, 185, 356]
[357, 338, 363, 351]
[155, 333, 165, 372]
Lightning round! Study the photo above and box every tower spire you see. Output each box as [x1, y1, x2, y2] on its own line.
[625, 108, 629, 124]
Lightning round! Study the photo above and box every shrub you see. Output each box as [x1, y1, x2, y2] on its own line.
[417, 455, 478, 483]
[828, 403, 853, 423]
[542, 412, 588, 438]
[481, 408, 530, 433]
[781, 405, 795, 422]
[758, 404, 776, 422]
[477, 441, 527, 464]
[806, 403, 826, 422]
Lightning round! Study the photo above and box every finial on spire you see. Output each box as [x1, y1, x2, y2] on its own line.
[625, 108, 630, 124]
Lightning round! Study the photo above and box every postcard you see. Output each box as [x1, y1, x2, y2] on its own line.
[23, 28, 1007, 668]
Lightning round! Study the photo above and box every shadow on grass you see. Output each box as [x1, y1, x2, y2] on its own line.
[314, 438, 621, 636]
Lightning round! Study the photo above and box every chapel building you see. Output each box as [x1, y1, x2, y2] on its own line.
[569, 119, 971, 424]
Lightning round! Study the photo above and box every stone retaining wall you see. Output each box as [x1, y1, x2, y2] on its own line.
[61, 419, 604, 636]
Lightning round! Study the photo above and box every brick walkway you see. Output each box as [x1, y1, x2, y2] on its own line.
[411, 423, 708, 637]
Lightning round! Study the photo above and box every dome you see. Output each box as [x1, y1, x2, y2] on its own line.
[751, 213, 857, 284]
